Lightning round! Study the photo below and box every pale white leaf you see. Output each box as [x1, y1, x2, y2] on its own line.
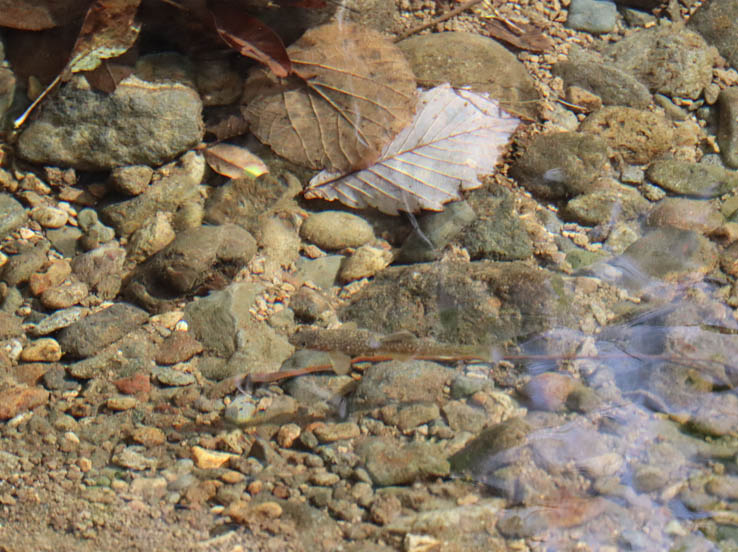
[304, 84, 520, 215]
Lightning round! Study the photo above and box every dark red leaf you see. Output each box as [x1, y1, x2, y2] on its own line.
[208, 0, 292, 78]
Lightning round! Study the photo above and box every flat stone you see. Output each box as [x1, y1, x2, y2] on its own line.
[154, 331, 203, 365]
[397, 32, 539, 120]
[688, 0, 738, 71]
[717, 88, 738, 169]
[397, 201, 476, 263]
[553, 46, 651, 108]
[0, 193, 27, 240]
[562, 181, 650, 226]
[300, 211, 374, 251]
[510, 131, 609, 199]
[567, 0, 618, 34]
[20, 338, 62, 362]
[621, 227, 718, 285]
[646, 198, 723, 235]
[153, 367, 196, 386]
[125, 223, 256, 313]
[604, 25, 716, 100]
[338, 244, 393, 283]
[101, 151, 205, 237]
[57, 303, 149, 358]
[0, 385, 50, 420]
[17, 74, 203, 170]
[580, 106, 674, 164]
[70, 244, 125, 300]
[358, 437, 450, 486]
[646, 159, 738, 196]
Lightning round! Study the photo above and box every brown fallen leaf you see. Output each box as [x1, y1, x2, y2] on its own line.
[243, 21, 417, 173]
[203, 142, 269, 179]
[482, 17, 554, 53]
[208, 0, 292, 78]
[66, 0, 142, 75]
[14, 0, 142, 127]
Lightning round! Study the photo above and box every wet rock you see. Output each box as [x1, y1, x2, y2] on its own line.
[646, 198, 723, 234]
[29, 258, 70, 296]
[40, 279, 89, 309]
[312, 422, 360, 443]
[646, 160, 738, 197]
[294, 255, 343, 291]
[30, 205, 67, 229]
[76, 208, 115, 251]
[223, 395, 256, 425]
[717, 88, 738, 169]
[620, 227, 718, 285]
[688, 0, 738, 71]
[357, 437, 449, 486]
[351, 360, 451, 411]
[204, 172, 301, 234]
[521, 372, 580, 411]
[342, 261, 582, 346]
[71, 244, 126, 300]
[338, 244, 393, 282]
[580, 106, 673, 164]
[300, 211, 374, 251]
[113, 446, 158, 471]
[462, 191, 533, 261]
[2, 241, 49, 286]
[442, 401, 488, 433]
[101, 151, 205, 237]
[562, 180, 650, 226]
[380, 403, 440, 431]
[17, 72, 203, 170]
[449, 416, 533, 475]
[552, 46, 651, 109]
[706, 476, 738, 500]
[29, 307, 86, 336]
[0, 385, 50, 420]
[397, 31, 539, 120]
[108, 165, 154, 196]
[154, 367, 196, 387]
[396, 201, 476, 263]
[0, 194, 27, 240]
[20, 338, 62, 362]
[633, 464, 668, 492]
[567, 0, 618, 34]
[603, 25, 716, 100]
[57, 303, 149, 358]
[0, 66, 15, 125]
[126, 211, 176, 263]
[184, 282, 293, 374]
[0, 311, 23, 339]
[509, 131, 609, 199]
[125, 224, 256, 313]
[154, 331, 203, 365]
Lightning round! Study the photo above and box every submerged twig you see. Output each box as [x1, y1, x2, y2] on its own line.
[394, 0, 484, 42]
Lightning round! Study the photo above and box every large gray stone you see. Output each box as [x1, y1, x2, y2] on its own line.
[17, 74, 203, 170]
[603, 25, 716, 100]
[688, 0, 738, 71]
[0, 193, 27, 240]
[397, 31, 539, 120]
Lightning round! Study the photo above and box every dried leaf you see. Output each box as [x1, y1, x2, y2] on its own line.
[482, 18, 554, 53]
[244, 21, 417, 173]
[305, 84, 519, 215]
[208, 0, 292, 78]
[204, 143, 269, 179]
[66, 0, 142, 75]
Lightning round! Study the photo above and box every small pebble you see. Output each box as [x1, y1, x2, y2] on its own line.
[20, 338, 62, 362]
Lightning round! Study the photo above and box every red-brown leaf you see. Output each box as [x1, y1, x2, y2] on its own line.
[208, 0, 292, 78]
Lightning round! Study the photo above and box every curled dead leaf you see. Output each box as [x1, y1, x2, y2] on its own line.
[204, 142, 269, 179]
[243, 21, 417, 173]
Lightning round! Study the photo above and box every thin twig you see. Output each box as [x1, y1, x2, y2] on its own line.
[394, 0, 484, 42]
